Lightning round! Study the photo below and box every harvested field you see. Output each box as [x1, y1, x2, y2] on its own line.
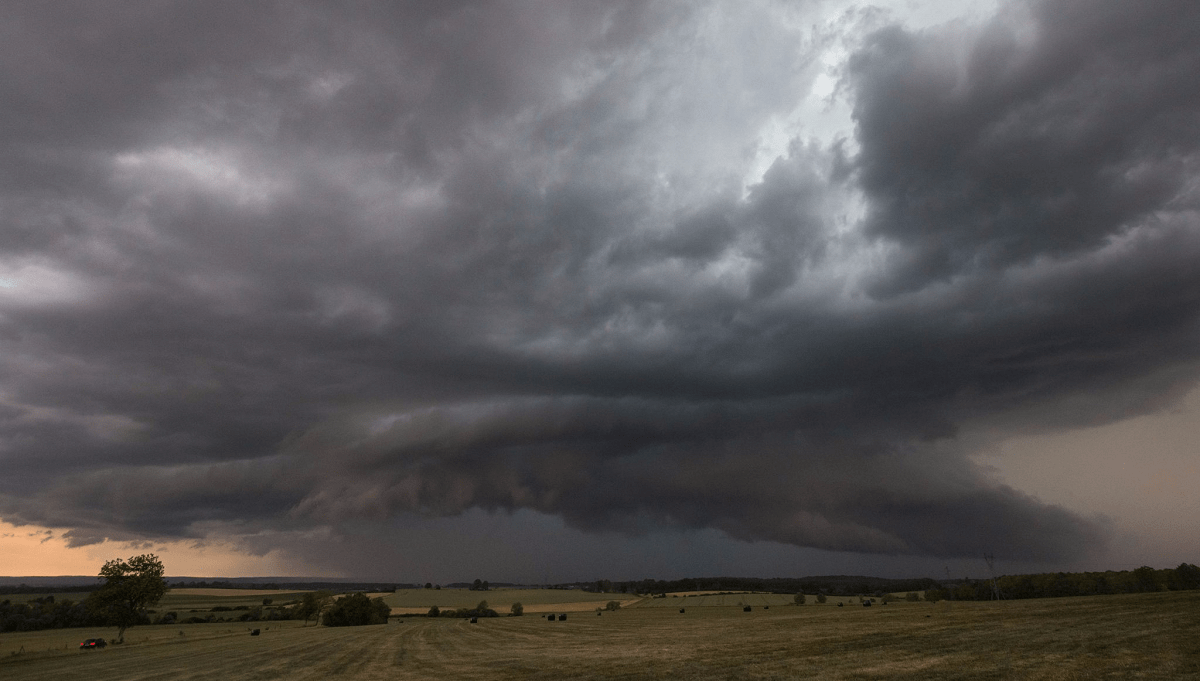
[153, 590, 310, 615]
[167, 588, 310, 598]
[2, 591, 1197, 679]
[634, 592, 794, 608]
[382, 588, 625, 613]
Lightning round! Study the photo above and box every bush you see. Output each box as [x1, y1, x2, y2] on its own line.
[427, 606, 440, 617]
[906, 592, 920, 602]
[605, 601, 621, 611]
[794, 593, 806, 605]
[816, 593, 827, 604]
[510, 602, 523, 617]
[442, 600, 499, 619]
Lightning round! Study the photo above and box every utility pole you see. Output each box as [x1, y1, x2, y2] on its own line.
[983, 553, 1001, 600]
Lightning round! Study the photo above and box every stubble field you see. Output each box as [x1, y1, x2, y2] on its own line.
[2, 590, 1197, 680]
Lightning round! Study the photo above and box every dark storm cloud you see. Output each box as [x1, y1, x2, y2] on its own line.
[851, 0, 1200, 295]
[1, 0, 1197, 570]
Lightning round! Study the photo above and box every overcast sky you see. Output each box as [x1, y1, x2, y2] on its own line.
[2, 0, 1198, 583]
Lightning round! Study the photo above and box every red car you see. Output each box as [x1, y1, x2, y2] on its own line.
[80, 638, 107, 649]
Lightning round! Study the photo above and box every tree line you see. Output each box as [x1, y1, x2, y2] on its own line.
[2, 556, 396, 634]
[570, 575, 941, 596]
[0, 595, 100, 632]
[924, 563, 1200, 601]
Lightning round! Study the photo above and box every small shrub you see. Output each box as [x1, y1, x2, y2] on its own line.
[605, 601, 621, 611]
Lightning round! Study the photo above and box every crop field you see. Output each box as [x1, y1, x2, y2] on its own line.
[636, 592, 806, 608]
[0, 591, 93, 605]
[382, 588, 633, 614]
[156, 588, 310, 613]
[3, 590, 1197, 679]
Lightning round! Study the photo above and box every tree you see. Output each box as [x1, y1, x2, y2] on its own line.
[472, 579, 483, 591]
[510, 602, 523, 616]
[427, 605, 440, 617]
[322, 593, 390, 626]
[816, 593, 827, 604]
[794, 593, 806, 605]
[1133, 566, 1160, 593]
[293, 590, 333, 626]
[605, 600, 621, 611]
[85, 554, 167, 642]
[1172, 563, 1200, 590]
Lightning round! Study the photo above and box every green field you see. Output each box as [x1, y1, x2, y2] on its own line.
[156, 589, 310, 613]
[0, 592, 94, 605]
[2, 590, 1197, 679]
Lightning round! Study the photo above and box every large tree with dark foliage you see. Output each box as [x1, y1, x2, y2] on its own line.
[293, 590, 333, 626]
[321, 592, 391, 626]
[85, 554, 167, 642]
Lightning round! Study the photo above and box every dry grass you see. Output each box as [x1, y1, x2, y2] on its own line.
[2, 591, 1197, 679]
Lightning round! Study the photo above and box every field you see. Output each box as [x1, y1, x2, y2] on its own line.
[3, 590, 1197, 679]
[156, 588, 311, 613]
[382, 587, 634, 614]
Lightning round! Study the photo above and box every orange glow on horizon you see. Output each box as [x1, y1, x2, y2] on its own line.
[0, 521, 325, 578]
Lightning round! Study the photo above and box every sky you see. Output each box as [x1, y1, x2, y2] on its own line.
[1, 0, 1198, 584]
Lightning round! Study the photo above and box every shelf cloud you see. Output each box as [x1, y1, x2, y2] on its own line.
[2, 0, 1197, 576]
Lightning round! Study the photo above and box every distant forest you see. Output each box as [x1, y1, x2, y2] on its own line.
[923, 563, 1200, 602]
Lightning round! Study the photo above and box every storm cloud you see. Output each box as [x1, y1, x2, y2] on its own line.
[2, 0, 1198, 575]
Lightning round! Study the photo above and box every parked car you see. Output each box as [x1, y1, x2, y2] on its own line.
[80, 638, 107, 650]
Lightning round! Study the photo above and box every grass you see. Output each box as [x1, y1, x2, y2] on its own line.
[2, 591, 1197, 679]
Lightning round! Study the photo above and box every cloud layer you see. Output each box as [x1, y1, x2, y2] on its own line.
[2, 0, 1198, 573]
